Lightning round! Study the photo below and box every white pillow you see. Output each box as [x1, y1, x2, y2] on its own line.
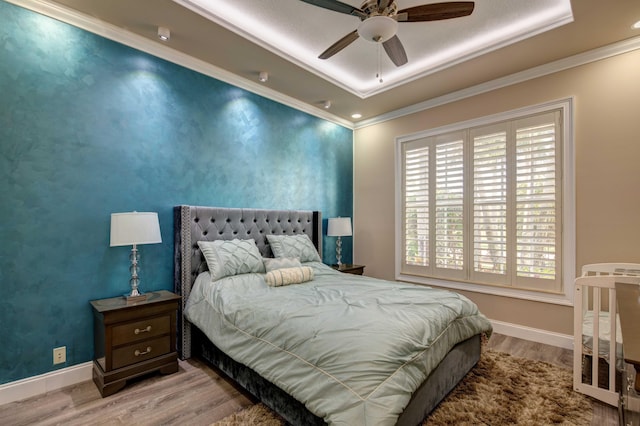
[263, 257, 302, 272]
[198, 239, 265, 281]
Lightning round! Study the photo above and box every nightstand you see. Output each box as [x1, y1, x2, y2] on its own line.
[331, 264, 365, 275]
[90, 290, 181, 397]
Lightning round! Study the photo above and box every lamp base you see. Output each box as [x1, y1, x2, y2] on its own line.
[124, 244, 146, 304]
[124, 292, 147, 304]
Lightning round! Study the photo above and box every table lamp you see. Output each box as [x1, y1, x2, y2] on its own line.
[110, 212, 162, 301]
[327, 217, 352, 267]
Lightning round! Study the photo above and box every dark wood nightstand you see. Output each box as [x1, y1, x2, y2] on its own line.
[90, 290, 181, 397]
[331, 264, 365, 275]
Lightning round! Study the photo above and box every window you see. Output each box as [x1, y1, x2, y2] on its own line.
[397, 100, 573, 300]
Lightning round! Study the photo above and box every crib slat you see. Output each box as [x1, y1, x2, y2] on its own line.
[592, 287, 600, 387]
[573, 283, 583, 395]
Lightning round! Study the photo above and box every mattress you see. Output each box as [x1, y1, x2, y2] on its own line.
[185, 261, 492, 425]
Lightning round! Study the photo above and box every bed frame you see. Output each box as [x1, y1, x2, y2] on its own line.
[173, 205, 481, 425]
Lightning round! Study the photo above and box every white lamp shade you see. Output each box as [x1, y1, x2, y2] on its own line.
[110, 212, 162, 247]
[327, 217, 352, 237]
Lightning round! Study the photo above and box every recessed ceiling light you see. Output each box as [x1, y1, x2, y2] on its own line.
[351, 113, 362, 119]
[259, 71, 269, 82]
[633, 20, 640, 29]
[157, 26, 170, 41]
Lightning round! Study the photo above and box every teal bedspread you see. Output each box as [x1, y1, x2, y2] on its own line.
[185, 262, 492, 425]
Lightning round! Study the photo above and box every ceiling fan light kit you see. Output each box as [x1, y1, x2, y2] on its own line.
[357, 15, 397, 43]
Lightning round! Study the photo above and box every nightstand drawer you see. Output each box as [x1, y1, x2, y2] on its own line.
[112, 315, 170, 346]
[112, 335, 171, 370]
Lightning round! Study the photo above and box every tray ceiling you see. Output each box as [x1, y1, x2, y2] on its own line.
[175, 0, 574, 98]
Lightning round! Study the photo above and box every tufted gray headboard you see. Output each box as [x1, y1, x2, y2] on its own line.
[173, 205, 322, 359]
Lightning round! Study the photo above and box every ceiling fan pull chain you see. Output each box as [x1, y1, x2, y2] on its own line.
[376, 42, 383, 83]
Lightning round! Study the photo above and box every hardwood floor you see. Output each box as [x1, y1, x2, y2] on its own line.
[0, 333, 618, 425]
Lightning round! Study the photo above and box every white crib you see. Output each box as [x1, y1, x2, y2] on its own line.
[573, 263, 640, 406]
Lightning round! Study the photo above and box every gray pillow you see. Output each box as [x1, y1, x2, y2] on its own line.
[266, 234, 322, 263]
[198, 239, 265, 281]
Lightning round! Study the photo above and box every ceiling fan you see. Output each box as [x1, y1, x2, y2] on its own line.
[300, 0, 475, 67]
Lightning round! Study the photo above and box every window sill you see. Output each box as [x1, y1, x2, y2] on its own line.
[396, 273, 574, 306]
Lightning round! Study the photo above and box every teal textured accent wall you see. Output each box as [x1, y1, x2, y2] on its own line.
[0, 1, 353, 384]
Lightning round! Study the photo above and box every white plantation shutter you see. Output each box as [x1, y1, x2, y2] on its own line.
[513, 112, 561, 291]
[471, 127, 508, 284]
[435, 139, 465, 277]
[403, 143, 429, 267]
[399, 108, 563, 293]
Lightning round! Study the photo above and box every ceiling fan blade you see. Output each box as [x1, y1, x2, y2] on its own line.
[319, 30, 360, 60]
[397, 2, 474, 22]
[383, 35, 408, 66]
[299, 0, 367, 19]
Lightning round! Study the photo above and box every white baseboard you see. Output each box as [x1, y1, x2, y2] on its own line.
[490, 319, 574, 350]
[0, 362, 93, 405]
[0, 320, 573, 406]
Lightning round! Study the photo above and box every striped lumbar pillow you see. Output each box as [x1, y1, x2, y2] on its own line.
[265, 266, 314, 287]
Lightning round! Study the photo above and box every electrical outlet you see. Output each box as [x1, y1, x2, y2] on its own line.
[53, 346, 66, 364]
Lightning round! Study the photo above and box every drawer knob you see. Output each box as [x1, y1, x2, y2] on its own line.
[134, 346, 152, 357]
[134, 325, 152, 335]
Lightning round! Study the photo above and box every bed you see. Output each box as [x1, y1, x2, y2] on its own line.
[573, 263, 640, 406]
[173, 205, 492, 425]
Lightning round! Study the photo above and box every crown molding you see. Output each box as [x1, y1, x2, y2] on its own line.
[354, 35, 640, 129]
[4, 0, 354, 130]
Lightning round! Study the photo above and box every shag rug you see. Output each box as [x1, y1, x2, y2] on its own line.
[212, 350, 592, 425]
